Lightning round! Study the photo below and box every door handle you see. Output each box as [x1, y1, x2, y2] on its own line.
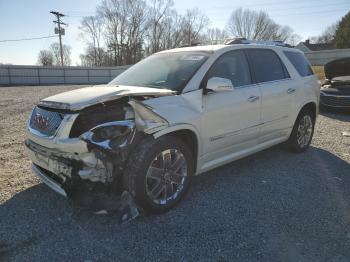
[247, 95, 260, 102]
[287, 88, 296, 94]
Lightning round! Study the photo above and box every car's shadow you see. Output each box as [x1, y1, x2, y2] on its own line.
[1, 146, 350, 261]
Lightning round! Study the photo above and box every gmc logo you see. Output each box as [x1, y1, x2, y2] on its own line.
[33, 114, 49, 130]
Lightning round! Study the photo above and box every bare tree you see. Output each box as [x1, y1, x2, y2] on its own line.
[226, 8, 300, 44]
[80, 45, 110, 66]
[50, 43, 72, 66]
[181, 8, 210, 45]
[309, 23, 338, 44]
[37, 50, 54, 66]
[79, 16, 104, 66]
[97, 0, 148, 65]
[145, 0, 174, 54]
[203, 28, 228, 44]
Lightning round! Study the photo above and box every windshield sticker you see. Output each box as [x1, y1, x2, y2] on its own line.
[180, 55, 205, 61]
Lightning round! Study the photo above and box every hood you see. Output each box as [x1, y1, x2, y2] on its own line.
[38, 85, 175, 111]
[324, 57, 350, 80]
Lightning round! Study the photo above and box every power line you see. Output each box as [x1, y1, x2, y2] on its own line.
[50, 11, 67, 66]
[0, 35, 57, 43]
[230, 0, 344, 8]
[273, 8, 348, 17]
[213, 1, 349, 12]
[258, 2, 349, 13]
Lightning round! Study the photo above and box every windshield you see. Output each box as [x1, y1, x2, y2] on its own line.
[109, 51, 210, 92]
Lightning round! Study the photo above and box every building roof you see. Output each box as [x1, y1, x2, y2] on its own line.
[301, 40, 336, 51]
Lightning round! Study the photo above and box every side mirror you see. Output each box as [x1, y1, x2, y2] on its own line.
[206, 77, 234, 93]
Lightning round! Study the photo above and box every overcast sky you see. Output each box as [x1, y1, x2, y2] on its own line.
[0, 0, 349, 65]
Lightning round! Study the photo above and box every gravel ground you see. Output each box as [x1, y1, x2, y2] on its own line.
[0, 85, 350, 261]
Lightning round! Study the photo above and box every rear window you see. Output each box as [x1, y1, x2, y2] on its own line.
[284, 51, 313, 77]
[246, 49, 289, 83]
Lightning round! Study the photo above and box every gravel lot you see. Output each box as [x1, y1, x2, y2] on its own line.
[1, 85, 350, 261]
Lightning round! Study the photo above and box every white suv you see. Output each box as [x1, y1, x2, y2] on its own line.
[26, 40, 320, 214]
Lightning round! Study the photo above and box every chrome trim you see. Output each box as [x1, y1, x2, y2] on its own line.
[262, 115, 288, 125]
[209, 115, 288, 142]
[210, 123, 263, 141]
[228, 78, 293, 91]
[320, 101, 350, 108]
[320, 91, 350, 98]
[31, 164, 67, 197]
[28, 107, 67, 139]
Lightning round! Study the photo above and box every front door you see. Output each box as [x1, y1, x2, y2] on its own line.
[201, 50, 261, 167]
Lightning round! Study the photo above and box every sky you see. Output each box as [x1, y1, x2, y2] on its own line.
[0, 0, 349, 65]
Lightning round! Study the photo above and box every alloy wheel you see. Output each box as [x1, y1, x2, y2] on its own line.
[297, 115, 313, 148]
[145, 149, 188, 205]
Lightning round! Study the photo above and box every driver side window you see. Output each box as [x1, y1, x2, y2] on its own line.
[207, 50, 252, 87]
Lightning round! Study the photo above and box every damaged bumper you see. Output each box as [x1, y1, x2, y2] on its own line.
[31, 163, 67, 197]
[25, 96, 171, 221]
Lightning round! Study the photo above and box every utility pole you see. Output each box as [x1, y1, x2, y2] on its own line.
[50, 11, 67, 66]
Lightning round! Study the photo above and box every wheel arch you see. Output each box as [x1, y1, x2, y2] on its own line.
[152, 125, 200, 173]
[297, 101, 317, 121]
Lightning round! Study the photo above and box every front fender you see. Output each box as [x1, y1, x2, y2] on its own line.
[152, 123, 202, 168]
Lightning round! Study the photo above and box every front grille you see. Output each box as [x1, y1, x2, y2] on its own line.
[320, 95, 350, 107]
[29, 106, 65, 137]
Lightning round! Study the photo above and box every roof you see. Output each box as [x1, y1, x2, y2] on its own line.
[301, 41, 336, 51]
[159, 42, 296, 54]
[158, 45, 226, 53]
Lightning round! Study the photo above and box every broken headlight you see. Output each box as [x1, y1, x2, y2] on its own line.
[81, 120, 135, 150]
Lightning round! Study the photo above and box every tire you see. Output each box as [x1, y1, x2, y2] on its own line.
[284, 108, 315, 153]
[124, 135, 194, 213]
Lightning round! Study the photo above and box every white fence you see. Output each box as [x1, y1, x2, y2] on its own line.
[0, 65, 130, 86]
[304, 48, 350, 66]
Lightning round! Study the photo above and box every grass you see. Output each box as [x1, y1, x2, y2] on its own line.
[312, 66, 325, 82]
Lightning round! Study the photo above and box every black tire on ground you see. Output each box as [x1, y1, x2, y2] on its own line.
[284, 108, 315, 153]
[123, 135, 194, 213]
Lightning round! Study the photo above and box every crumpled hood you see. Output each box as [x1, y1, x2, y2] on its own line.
[324, 57, 350, 80]
[39, 85, 175, 111]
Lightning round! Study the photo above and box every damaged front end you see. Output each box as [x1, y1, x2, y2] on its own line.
[26, 96, 170, 223]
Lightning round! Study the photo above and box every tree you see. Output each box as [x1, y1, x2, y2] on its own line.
[97, 0, 148, 65]
[309, 23, 338, 44]
[145, 0, 174, 54]
[181, 8, 210, 45]
[335, 11, 350, 48]
[80, 45, 110, 66]
[49, 43, 72, 66]
[203, 28, 228, 44]
[226, 8, 300, 44]
[79, 15, 104, 66]
[37, 50, 53, 66]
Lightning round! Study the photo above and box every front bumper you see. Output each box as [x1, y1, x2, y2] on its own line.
[32, 164, 67, 197]
[25, 138, 84, 196]
[320, 91, 350, 108]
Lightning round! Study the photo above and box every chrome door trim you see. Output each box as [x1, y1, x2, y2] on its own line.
[209, 123, 263, 142]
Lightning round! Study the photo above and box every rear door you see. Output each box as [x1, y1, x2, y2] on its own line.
[245, 49, 295, 143]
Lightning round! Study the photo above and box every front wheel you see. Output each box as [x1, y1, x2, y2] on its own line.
[284, 109, 315, 153]
[124, 136, 193, 213]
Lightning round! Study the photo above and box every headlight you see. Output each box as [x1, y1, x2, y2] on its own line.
[81, 120, 135, 149]
[92, 126, 125, 142]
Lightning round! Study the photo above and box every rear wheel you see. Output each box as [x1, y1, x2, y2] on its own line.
[124, 136, 193, 213]
[284, 109, 315, 153]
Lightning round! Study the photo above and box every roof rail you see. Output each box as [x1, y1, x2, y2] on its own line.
[178, 42, 202, 48]
[224, 38, 292, 47]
